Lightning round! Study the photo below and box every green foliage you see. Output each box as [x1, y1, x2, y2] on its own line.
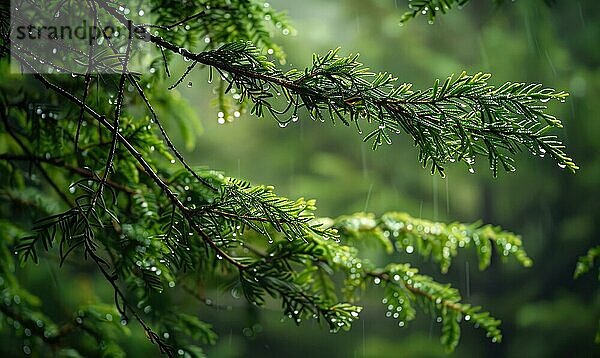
[575, 246, 600, 343]
[194, 45, 577, 175]
[0, 0, 581, 356]
[400, 0, 471, 24]
[575, 245, 600, 280]
[399, 0, 555, 24]
[334, 212, 532, 273]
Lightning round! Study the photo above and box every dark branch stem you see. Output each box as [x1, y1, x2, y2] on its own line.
[0, 153, 137, 194]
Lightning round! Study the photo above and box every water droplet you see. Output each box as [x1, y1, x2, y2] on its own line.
[187, 81, 193, 87]
[139, 9, 145, 16]
[278, 121, 288, 128]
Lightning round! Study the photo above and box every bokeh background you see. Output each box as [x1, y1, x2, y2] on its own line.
[176, 0, 599, 357]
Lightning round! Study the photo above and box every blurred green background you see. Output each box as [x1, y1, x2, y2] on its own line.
[172, 0, 599, 357]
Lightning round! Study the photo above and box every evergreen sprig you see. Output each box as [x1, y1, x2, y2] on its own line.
[400, 0, 471, 24]
[575, 245, 600, 343]
[335, 212, 532, 273]
[180, 44, 577, 175]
